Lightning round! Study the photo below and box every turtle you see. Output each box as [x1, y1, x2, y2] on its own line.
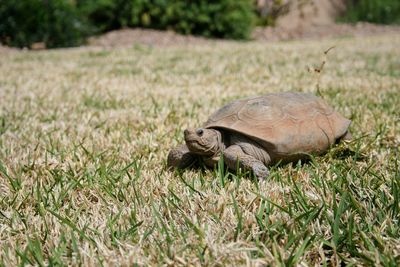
[167, 92, 351, 179]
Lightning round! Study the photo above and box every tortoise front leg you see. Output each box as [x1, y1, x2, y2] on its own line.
[167, 144, 197, 169]
[223, 145, 270, 180]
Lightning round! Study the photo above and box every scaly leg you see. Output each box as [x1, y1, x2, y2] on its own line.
[223, 145, 270, 180]
[341, 130, 352, 141]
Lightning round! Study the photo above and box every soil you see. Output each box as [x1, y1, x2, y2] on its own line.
[0, 44, 18, 53]
[274, 0, 348, 29]
[88, 28, 214, 48]
[87, 23, 400, 48]
[254, 0, 400, 41]
[253, 22, 400, 42]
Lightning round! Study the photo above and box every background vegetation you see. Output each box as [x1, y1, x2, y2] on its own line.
[0, 0, 255, 48]
[1, 0, 400, 48]
[0, 0, 90, 48]
[340, 0, 400, 25]
[80, 0, 256, 39]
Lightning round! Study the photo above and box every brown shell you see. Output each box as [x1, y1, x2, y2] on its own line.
[204, 92, 351, 155]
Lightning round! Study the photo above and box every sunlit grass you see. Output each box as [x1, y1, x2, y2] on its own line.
[0, 34, 399, 265]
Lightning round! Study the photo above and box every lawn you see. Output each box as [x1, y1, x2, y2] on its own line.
[0, 34, 399, 266]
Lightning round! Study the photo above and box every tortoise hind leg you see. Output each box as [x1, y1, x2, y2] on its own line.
[336, 130, 352, 144]
[341, 131, 352, 141]
[223, 145, 270, 180]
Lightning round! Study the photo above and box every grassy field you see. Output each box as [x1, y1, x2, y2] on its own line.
[0, 34, 399, 266]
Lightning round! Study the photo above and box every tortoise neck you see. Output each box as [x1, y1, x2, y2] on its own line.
[214, 130, 225, 155]
[202, 129, 225, 156]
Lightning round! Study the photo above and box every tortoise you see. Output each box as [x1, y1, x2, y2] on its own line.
[167, 92, 351, 179]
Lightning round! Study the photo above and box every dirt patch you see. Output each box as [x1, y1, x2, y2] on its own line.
[253, 22, 400, 42]
[0, 44, 18, 53]
[87, 23, 400, 48]
[275, 0, 347, 29]
[88, 28, 216, 48]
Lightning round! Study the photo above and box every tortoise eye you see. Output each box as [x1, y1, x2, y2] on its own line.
[196, 128, 204, 136]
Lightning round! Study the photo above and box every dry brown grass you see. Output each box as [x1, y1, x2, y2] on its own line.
[0, 34, 399, 266]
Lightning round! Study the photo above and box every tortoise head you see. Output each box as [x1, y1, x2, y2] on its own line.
[184, 128, 222, 156]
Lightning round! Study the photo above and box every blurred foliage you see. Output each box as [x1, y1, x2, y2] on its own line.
[78, 0, 255, 40]
[77, 0, 134, 32]
[340, 0, 400, 24]
[2, 0, 399, 48]
[0, 0, 255, 48]
[126, 0, 255, 39]
[0, 0, 91, 48]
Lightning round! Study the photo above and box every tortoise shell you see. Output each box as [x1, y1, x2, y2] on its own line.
[204, 92, 351, 156]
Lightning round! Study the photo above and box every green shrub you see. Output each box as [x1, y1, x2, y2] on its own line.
[77, 0, 134, 32]
[79, 0, 256, 39]
[127, 0, 256, 39]
[340, 0, 400, 24]
[81, 0, 255, 40]
[0, 0, 90, 48]
[0, 0, 256, 48]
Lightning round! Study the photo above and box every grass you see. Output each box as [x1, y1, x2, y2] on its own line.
[0, 34, 399, 266]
